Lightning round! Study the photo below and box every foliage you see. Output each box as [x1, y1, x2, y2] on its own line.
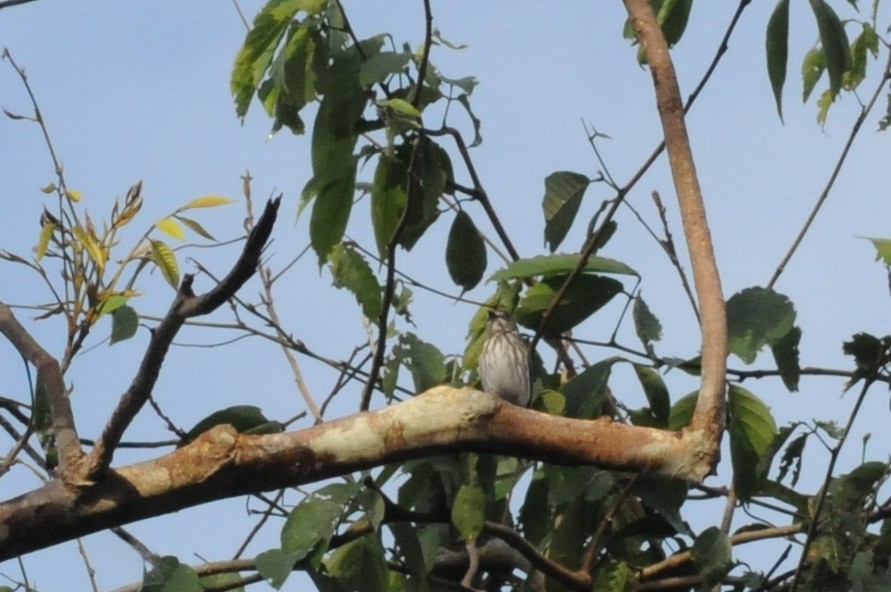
[3, 1, 891, 592]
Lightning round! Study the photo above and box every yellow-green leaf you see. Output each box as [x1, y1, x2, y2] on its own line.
[156, 217, 186, 241]
[73, 224, 106, 271]
[66, 189, 83, 202]
[175, 215, 217, 241]
[40, 183, 57, 194]
[184, 195, 234, 209]
[36, 222, 56, 261]
[150, 239, 180, 288]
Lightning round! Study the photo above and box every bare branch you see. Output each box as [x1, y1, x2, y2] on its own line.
[82, 197, 281, 480]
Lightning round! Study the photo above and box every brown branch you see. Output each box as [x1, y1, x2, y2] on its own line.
[624, 0, 727, 461]
[0, 386, 713, 560]
[0, 302, 82, 475]
[82, 197, 281, 480]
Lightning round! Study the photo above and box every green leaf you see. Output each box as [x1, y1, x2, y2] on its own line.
[829, 461, 888, 511]
[110, 305, 138, 345]
[359, 50, 411, 87]
[865, 237, 891, 265]
[808, 0, 851, 96]
[199, 572, 244, 592]
[519, 471, 550, 545]
[282, 487, 355, 566]
[183, 195, 234, 209]
[561, 357, 619, 419]
[491, 253, 637, 281]
[326, 535, 388, 592]
[801, 47, 826, 103]
[329, 243, 381, 319]
[592, 561, 632, 592]
[399, 138, 448, 250]
[633, 365, 670, 426]
[256, 548, 303, 590]
[514, 274, 623, 337]
[659, 0, 693, 46]
[668, 391, 697, 430]
[389, 522, 428, 589]
[231, 0, 297, 118]
[98, 294, 129, 316]
[691, 527, 733, 586]
[370, 150, 409, 257]
[726, 286, 796, 364]
[771, 325, 801, 392]
[456, 94, 482, 147]
[310, 163, 357, 263]
[378, 97, 422, 118]
[183, 405, 270, 442]
[149, 239, 180, 289]
[393, 333, 447, 393]
[451, 484, 485, 541]
[547, 496, 588, 571]
[729, 385, 778, 500]
[633, 476, 690, 536]
[844, 23, 879, 90]
[445, 210, 487, 291]
[766, 0, 790, 120]
[633, 294, 663, 355]
[542, 171, 590, 252]
[143, 556, 202, 592]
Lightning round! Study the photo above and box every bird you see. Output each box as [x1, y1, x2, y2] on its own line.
[478, 309, 531, 406]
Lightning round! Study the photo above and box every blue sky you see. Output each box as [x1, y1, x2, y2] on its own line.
[2, 1, 890, 589]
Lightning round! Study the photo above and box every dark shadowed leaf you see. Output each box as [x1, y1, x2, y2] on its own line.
[633, 294, 663, 355]
[633, 365, 670, 426]
[394, 333, 447, 393]
[691, 527, 733, 586]
[771, 325, 801, 392]
[658, 0, 693, 46]
[808, 0, 851, 96]
[726, 286, 796, 364]
[766, 0, 790, 120]
[668, 391, 697, 431]
[329, 243, 382, 319]
[561, 357, 620, 419]
[445, 210, 487, 291]
[729, 385, 778, 500]
[515, 274, 623, 336]
[326, 535, 388, 592]
[542, 171, 590, 252]
[370, 150, 409, 257]
[184, 405, 270, 443]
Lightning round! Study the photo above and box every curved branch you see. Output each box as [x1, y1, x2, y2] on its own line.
[624, 0, 727, 463]
[0, 386, 713, 560]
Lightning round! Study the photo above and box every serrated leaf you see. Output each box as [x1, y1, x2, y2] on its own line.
[73, 224, 106, 271]
[809, 0, 851, 96]
[184, 195, 234, 209]
[184, 405, 270, 442]
[633, 365, 670, 426]
[514, 274, 623, 337]
[633, 294, 662, 355]
[491, 253, 637, 282]
[771, 325, 801, 392]
[329, 243, 381, 319]
[445, 210, 487, 291]
[451, 484, 485, 541]
[691, 527, 733, 586]
[729, 384, 778, 500]
[110, 305, 138, 345]
[726, 286, 796, 364]
[256, 548, 302, 590]
[174, 215, 217, 241]
[149, 239, 180, 288]
[766, 0, 790, 120]
[35, 222, 56, 261]
[156, 217, 186, 241]
[542, 171, 590, 252]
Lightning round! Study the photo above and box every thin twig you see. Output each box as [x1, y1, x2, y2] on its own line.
[768, 51, 891, 288]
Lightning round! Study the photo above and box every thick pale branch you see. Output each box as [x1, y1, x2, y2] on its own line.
[624, 0, 727, 461]
[0, 301, 82, 473]
[0, 386, 713, 560]
[83, 196, 281, 480]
